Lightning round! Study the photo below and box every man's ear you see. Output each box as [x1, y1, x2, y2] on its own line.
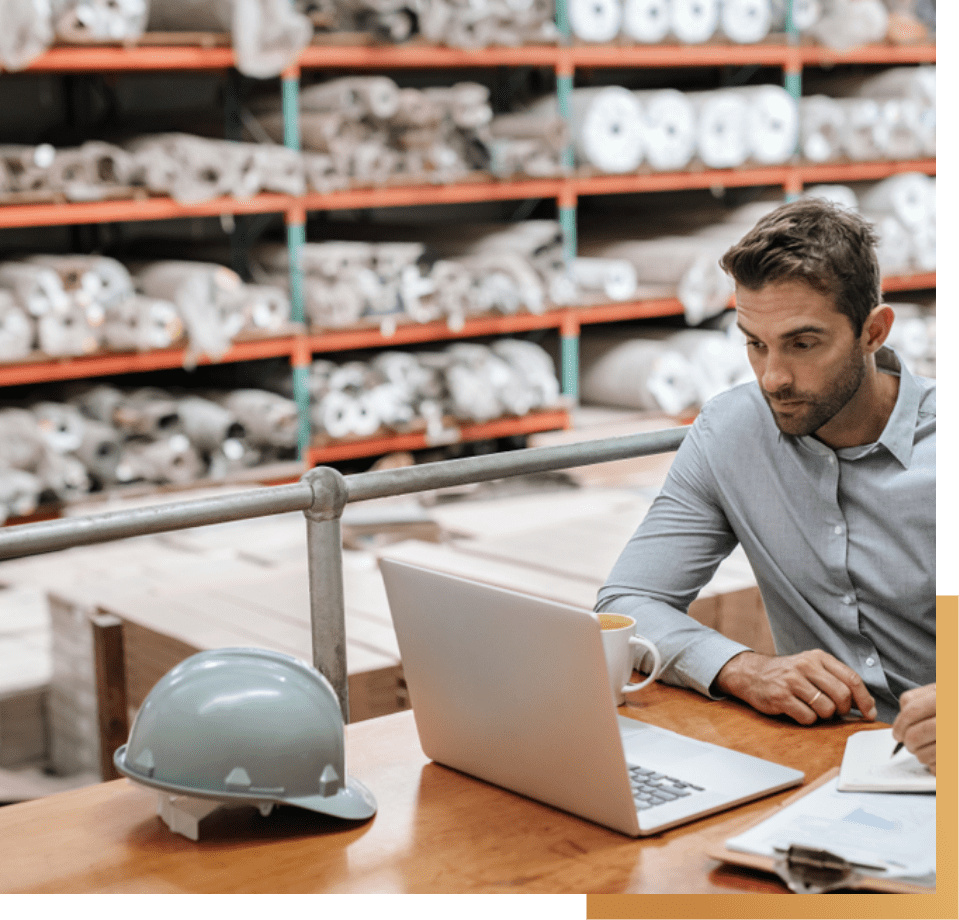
[861, 303, 895, 353]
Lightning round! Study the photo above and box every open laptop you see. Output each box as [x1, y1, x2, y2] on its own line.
[379, 557, 804, 837]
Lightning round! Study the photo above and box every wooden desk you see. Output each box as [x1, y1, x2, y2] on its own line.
[0, 682, 881, 894]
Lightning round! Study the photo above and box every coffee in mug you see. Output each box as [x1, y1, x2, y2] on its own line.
[598, 613, 661, 706]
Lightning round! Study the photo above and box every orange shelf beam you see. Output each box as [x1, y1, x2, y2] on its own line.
[307, 408, 571, 464]
[13, 40, 933, 75]
[0, 159, 936, 229]
[0, 336, 298, 386]
[882, 272, 936, 292]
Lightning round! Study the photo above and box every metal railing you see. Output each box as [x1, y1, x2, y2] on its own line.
[0, 426, 688, 720]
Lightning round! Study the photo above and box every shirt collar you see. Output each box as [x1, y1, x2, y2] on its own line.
[872, 345, 921, 468]
[794, 346, 920, 467]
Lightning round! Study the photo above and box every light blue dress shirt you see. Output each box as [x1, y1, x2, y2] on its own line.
[596, 347, 935, 724]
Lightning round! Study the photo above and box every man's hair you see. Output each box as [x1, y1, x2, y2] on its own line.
[719, 198, 881, 336]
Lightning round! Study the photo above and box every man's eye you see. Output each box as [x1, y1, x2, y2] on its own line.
[746, 340, 765, 350]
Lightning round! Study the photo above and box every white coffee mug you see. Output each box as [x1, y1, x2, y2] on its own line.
[598, 612, 662, 706]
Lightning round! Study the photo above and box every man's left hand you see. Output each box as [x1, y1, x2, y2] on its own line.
[892, 683, 936, 775]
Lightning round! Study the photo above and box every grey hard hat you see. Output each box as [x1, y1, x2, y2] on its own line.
[114, 647, 376, 821]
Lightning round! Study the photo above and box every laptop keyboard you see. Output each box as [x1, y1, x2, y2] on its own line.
[628, 764, 705, 811]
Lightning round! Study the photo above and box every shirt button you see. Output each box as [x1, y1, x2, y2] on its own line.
[834, 525, 843, 535]
[843, 594, 854, 605]
[827, 456, 835, 465]
[865, 657, 876, 667]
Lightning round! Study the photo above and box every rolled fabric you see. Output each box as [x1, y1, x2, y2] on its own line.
[718, 0, 771, 43]
[252, 144, 307, 196]
[737, 84, 798, 164]
[239, 284, 291, 331]
[134, 260, 247, 362]
[491, 338, 560, 409]
[30, 401, 87, 453]
[864, 211, 914, 276]
[127, 134, 244, 204]
[836, 98, 886, 161]
[859, 172, 934, 229]
[299, 76, 402, 120]
[36, 302, 102, 357]
[101, 295, 185, 352]
[582, 234, 734, 324]
[567, 87, 645, 174]
[802, 183, 860, 211]
[73, 418, 123, 487]
[313, 389, 361, 439]
[853, 64, 936, 110]
[769, 0, 820, 31]
[799, 95, 846, 163]
[688, 89, 750, 169]
[0, 290, 35, 362]
[149, 0, 312, 79]
[51, 0, 148, 43]
[884, 302, 935, 375]
[0, 407, 48, 472]
[456, 251, 545, 314]
[670, 0, 718, 42]
[0, 468, 43, 523]
[112, 387, 182, 437]
[0, 261, 71, 318]
[46, 141, 137, 201]
[303, 278, 366, 329]
[69, 383, 124, 425]
[910, 219, 935, 273]
[808, 0, 888, 51]
[567, 0, 622, 41]
[621, 0, 671, 41]
[115, 434, 204, 485]
[874, 98, 925, 161]
[175, 395, 246, 453]
[633, 88, 696, 171]
[569, 257, 638, 301]
[579, 335, 700, 415]
[24, 253, 135, 311]
[218, 389, 299, 449]
[0, 0, 54, 72]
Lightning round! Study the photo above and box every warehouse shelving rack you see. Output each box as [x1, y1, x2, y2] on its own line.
[1, 33, 937, 478]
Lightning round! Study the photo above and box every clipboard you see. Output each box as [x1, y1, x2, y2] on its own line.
[708, 768, 935, 893]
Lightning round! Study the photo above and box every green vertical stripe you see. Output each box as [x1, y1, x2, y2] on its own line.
[561, 334, 579, 400]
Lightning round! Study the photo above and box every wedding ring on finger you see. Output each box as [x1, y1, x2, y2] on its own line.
[807, 689, 823, 707]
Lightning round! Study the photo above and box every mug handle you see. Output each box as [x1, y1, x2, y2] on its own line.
[622, 636, 661, 693]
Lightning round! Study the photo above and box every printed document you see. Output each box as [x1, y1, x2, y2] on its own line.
[838, 727, 936, 792]
[725, 776, 935, 882]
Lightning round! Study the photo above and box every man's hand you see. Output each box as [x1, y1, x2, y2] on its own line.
[892, 683, 935, 775]
[713, 649, 877, 725]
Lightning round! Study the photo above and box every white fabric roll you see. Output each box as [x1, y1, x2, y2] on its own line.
[799, 95, 845, 163]
[570, 257, 638, 301]
[219, 389, 298, 449]
[0, 0, 53, 72]
[101, 295, 184, 352]
[770, 0, 820, 31]
[51, 0, 148, 43]
[865, 212, 914, 276]
[36, 303, 101, 357]
[634, 88, 696, 171]
[567, 87, 645, 174]
[0, 262, 71, 318]
[299, 76, 401, 119]
[836, 98, 886, 162]
[718, 0, 771, 43]
[621, 0, 671, 41]
[802, 184, 860, 211]
[911, 220, 935, 273]
[670, 0, 719, 42]
[859, 173, 934, 229]
[688, 90, 749, 169]
[808, 0, 887, 51]
[31, 401, 87, 453]
[875, 98, 924, 161]
[0, 291, 34, 362]
[738, 84, 798, 164]
[568, 0, 623, 41]
[580, 337, 700, 415]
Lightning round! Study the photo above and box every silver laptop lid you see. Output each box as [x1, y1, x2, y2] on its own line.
[380, 556, 641, 836]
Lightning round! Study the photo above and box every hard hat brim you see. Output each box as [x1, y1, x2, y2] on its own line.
[114, 745, 377, 823]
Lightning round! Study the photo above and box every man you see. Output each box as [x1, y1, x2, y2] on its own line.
[596, 198, 935, 773]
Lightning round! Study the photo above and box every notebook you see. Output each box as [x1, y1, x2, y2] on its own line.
[838, 727, 936, 793]
[379, 557, 804, 836]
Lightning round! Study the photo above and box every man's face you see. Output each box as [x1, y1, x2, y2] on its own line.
[735, 279, 867, 440]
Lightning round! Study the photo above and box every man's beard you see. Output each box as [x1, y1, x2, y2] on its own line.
[761, 346, 866, 437]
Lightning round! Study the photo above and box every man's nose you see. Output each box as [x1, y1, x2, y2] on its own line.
[761, 351, 792, 393]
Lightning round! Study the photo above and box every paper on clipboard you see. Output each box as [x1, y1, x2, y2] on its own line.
[838, 727, 936, 792]
[724, 775, 935, 883]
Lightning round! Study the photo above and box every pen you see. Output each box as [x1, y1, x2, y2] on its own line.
[891, 741, 905, 758]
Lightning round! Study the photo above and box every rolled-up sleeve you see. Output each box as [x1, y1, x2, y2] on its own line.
[595, 415, 752, 697]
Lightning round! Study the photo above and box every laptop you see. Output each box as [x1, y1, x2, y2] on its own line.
[379, 557, 804, 837]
